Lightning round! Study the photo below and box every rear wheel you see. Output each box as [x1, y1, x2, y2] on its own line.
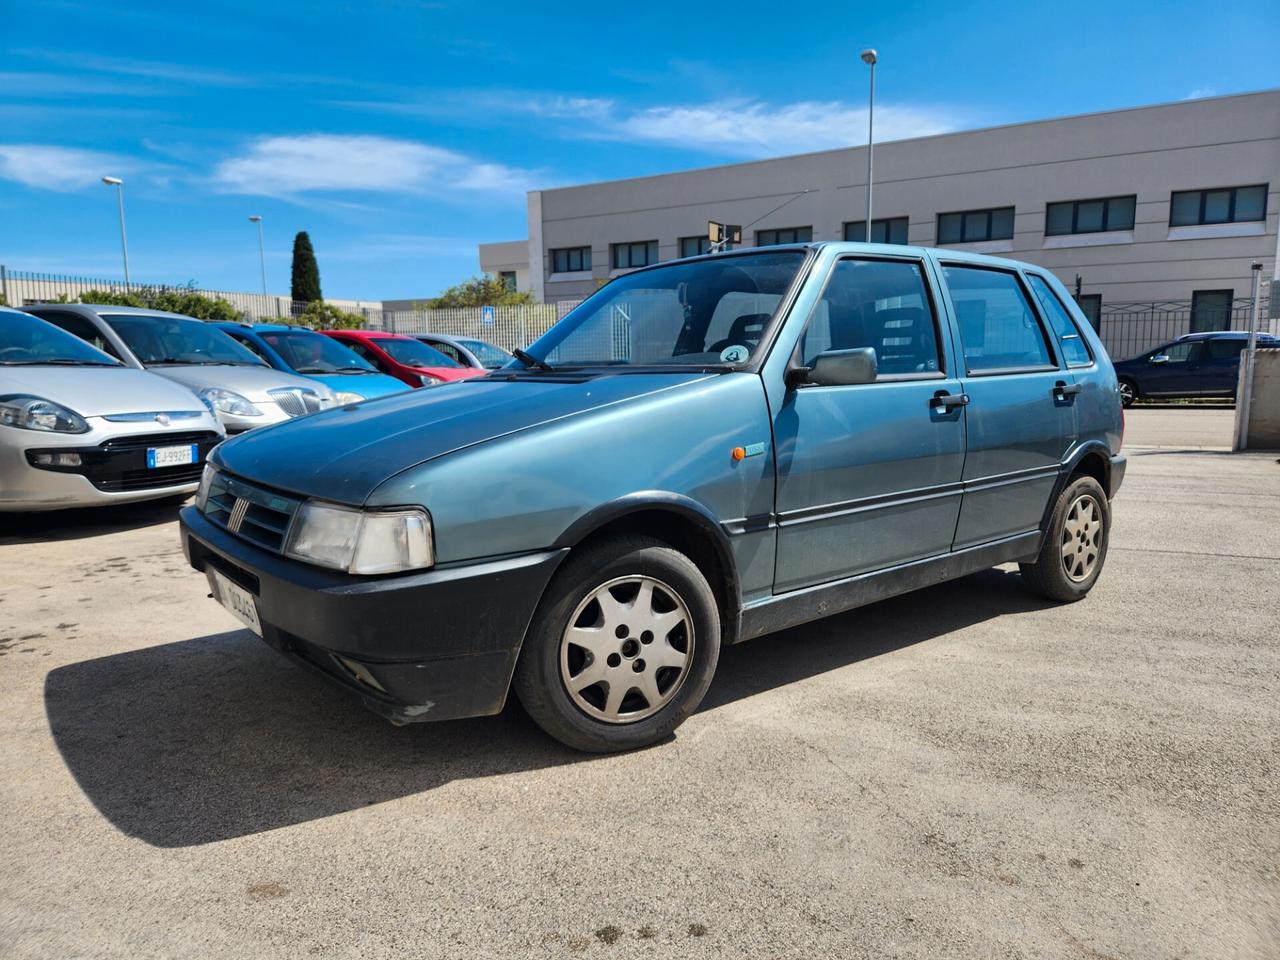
[513, 536, 721, 752]
[1019, 475, 1110, 602]
[1118, 378, 1137, 407]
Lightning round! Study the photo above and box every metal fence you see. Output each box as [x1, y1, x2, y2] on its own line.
[1096, 298, 1274, 361]
[0, 266, 385, 324]
[378, 301, 582, 352]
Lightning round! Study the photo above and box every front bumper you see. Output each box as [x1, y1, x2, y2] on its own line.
[180, 506, 567, 723]
[0, 425, 221, 511]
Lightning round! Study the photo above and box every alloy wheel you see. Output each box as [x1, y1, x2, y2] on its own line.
[559, 575, 694, 724]
[1061, 494, 1104, 582]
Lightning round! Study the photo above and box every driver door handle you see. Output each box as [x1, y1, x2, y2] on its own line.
[1054, 381, 1083, 398]
[930, 391, 970, 409]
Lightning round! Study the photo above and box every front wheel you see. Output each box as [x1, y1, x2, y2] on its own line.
[513, 536, 721, 753]
[1019, 475, 1111, 602]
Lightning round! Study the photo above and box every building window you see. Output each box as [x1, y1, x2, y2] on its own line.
[1074, 294, 1102, 331]
[1170, 185, 1267, 226]
[755, 226, 812, 246]
[936, 207, 1015, 244]
[1191, 290, 1234, 332]
[1046, 196, 1136, 235]
[843, 217, 909, 244]
[611, 240, 659, 269]
[679, 236, 711, 258]
[498, 270, 517, 291]
[551, 246, 591, 273]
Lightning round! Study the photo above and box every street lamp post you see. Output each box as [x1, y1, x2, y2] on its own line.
[860, 48, 878, 243]
[101, 176, 130, 285]
[248, 216, 267, 295]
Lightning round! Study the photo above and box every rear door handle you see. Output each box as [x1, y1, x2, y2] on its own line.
[1054, 382, 1083, 398]
[930, 391, 970, 409]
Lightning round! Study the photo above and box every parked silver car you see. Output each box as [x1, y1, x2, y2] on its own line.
[25, 304, 336, 433]
[411, 332, 514, 370]
[1, 307, 224, 511]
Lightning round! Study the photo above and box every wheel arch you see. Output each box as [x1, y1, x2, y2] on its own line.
[1036, 442, 1114, 545]
[553, 493, 743, 645]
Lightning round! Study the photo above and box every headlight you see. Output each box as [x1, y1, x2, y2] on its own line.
[335, 391, 366, 405]
[199, 387, 262, 417]
[285, 502, 434, 575]
[0, 395, 89, 433]
[194, 464, 216, 510]
[419, 374, 443, 386]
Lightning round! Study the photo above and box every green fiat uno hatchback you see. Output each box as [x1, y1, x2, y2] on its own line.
[181, 243, 1124, 752]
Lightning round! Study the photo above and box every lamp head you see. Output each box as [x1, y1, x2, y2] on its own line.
[248, 215, 262, 223]
[101, 176, 123, 185]
[860, 48, 878, 65]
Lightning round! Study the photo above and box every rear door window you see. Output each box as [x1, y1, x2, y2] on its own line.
[941, 265, 1055, 373]
[1026, 274, 1092, 367]
[1204, 339, 1247, 360]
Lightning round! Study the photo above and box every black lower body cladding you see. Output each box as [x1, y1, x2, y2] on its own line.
[179, 506, 568, 723]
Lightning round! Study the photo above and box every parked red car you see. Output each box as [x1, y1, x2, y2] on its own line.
[321, 330, 484, 388]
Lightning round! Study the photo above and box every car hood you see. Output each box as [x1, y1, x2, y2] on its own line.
[213, 371, 713, 503]
[148, 363, 336, 401]
[304, 372, 408, 398]
[0, 365, 206, 417]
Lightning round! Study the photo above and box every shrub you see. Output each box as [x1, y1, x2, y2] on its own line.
[78, 289, 146, 307]
[428, 275, 534, 308]
[294, 300, 366, 330]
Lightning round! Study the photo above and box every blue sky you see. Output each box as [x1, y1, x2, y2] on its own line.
[1, 0, 1276, 300]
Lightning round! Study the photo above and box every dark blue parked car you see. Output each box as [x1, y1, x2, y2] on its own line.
[1112, 331, 1278, 407]
[182, 244, 1125, 752]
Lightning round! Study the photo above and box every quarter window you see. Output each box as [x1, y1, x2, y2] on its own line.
[35, 311, 120, 357]
[551, 246, 592, 273]
[1027, 274, 1092, 367]
[800, 258, 942, 377]
[756, 226, 812, 246]
[1170, 185, 1267, 226]
[843, 217, 909, 244]
[611, 240, 659, 269]
[1204, 338, 1247, 361]
[1045, 195, 1136, 235]
[936, 207, 1015, 244]
[679, 236, 711, 258]
[941, 265, 1054, 372]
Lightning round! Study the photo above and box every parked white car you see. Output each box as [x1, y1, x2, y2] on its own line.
[0, 307, 224, 511]
[25, 304, 336, 433]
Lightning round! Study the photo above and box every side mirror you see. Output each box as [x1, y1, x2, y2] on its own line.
[1150, 354, 1170, 365]
[788, 347, 878, 388]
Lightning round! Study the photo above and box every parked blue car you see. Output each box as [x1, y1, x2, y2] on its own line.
[182, 243, 1124, 752]
[1111, 331, 1278, 406]
[215, 322, 409, 404]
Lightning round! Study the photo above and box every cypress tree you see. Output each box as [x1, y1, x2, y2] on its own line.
[290, 231, 322, 303]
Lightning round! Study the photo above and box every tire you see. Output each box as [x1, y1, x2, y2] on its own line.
[513, 535, 721, 753]
[1019, 475, 1110, 603]
[1118, 378, 1137, 408]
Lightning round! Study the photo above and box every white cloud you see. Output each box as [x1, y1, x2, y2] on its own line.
[613, 100, 963, 156]
[0, 144, 132, 191]
[214, 134, 537, 198]
[1185, 87, 1216, 100]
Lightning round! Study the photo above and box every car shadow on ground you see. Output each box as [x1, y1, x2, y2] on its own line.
[45, 567, 1048, 848]
[0, 497, 188, 545]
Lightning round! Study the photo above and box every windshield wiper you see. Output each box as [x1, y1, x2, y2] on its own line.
[512, 348, 554, 372]
[0, 358, 118, 366]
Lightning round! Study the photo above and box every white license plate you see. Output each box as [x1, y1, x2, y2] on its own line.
[148, 444, 198, 468]
[208, 568, 262, 637]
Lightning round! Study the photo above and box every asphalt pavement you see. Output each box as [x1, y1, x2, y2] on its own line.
[1, 407, 1276, 959]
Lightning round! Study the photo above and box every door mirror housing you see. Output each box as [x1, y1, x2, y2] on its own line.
[1149, 354, 1170, 365]
[789, 347, 878, 388]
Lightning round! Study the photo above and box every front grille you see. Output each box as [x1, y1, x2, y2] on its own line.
[27, 430, 221, 493]
[203, 471, 300, 553]
[268, 388, 325, 418]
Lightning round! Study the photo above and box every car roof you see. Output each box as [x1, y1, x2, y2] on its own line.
[1174, 331, 1278, 342]
[328, 328, 407, 339]
[27, 303, 202, 322]
[657, 240, 1048, 276]
[216, 321, 313, 334]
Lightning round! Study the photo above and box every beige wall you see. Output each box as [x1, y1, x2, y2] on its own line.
[1244, 348, 1280, 449]
[525, 90, 1279, 306]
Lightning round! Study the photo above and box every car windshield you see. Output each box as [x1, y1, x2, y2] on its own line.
[459, 339, 514, 368]
[526, 250, 808, 368]
[259, 330, 376, 374]
[0, 311, 121, 365]
[102, 314, 265, 366]
[379, 337, 460, 368]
